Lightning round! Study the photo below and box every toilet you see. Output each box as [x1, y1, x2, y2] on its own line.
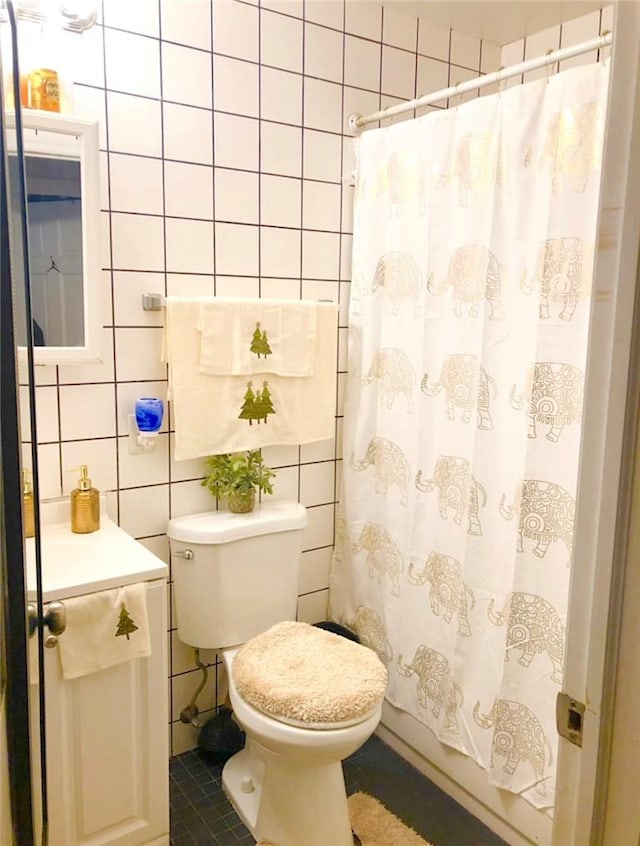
[167, 500, 387, 846]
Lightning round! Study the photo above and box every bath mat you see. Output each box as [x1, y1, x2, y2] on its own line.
[348, 792, 433, 846]
[254, 791, 433, 846]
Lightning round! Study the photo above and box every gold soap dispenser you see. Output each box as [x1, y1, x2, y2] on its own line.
[70, 465, 100, 534]
[23, 469, 35, 539]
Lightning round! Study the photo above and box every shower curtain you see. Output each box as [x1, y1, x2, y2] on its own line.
[330, 59, 609, 809]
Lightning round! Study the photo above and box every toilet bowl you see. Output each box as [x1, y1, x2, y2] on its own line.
[221, 647, 383, 846]
[167, 502, 387, 846]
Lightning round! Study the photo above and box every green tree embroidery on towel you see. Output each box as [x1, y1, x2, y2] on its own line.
[238, 380, 276, 425]
[250, 322, 272, 358]
[115, 604, 138, 641]
[250, 323, 263, 356]
[260, 329, 272, 357]
[257, 382, 276, 424]
[238, 381, 258, 425]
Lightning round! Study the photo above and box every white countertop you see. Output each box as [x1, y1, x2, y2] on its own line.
[26, 499, 168, 601]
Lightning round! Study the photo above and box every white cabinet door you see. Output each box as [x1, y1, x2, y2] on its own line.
[0, 700, 12, 846]
[43, 579, 168, 846]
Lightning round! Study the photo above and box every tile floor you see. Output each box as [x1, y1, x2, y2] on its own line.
[170, 734, 508, 845]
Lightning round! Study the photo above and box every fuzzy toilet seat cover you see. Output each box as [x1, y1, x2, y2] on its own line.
[232, 621, 388, 726]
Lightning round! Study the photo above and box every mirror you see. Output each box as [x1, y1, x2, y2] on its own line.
[7, 110, 101, 364]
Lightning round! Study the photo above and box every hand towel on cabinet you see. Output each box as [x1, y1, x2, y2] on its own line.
[197, 298, 317, 376]
[57, 582, 151, 680]
[164, 297, 338, 460]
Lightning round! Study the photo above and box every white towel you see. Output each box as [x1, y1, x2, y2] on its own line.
[57, 583, 151, 680]
[164, 297, 339, 460]
[197, 299, 316, 377]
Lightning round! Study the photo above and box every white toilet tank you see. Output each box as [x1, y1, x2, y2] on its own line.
[167, 501, 307, 650]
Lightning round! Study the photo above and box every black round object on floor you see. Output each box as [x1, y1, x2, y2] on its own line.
[313, 620, 360, 643]
[198, 707, 245, 764]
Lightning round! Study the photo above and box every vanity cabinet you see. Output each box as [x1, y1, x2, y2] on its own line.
[34, 578, 169, 846]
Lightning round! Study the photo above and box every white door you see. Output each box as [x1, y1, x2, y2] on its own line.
[27, 198, 84, 348]
[553, 4, 640, 845]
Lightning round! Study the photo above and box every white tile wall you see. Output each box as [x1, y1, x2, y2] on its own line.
[165, 218, 215, 274]
[107, 92, 162, 156]
[213, 54, 259, 116]
[305, 1, 343, 31]
[261, 9, 303, 72]
[215, 168, 258, 223]
[261, 174, 301, 227]
[344, 35, 381, 91]
[162, 43, 213, 109]
[345, 1, 381, 41]
[103, 0, 160, 37]
[165, 161, 214, 220]
[212, 0, 257, 59]
[109, 154, 164, 215]
[23, 0, 501, 757]
[162, 0, 212, 50]
[110, 213, 164, 271]
[382, 45, 417, 99]
[383, 7, 417, 51]
[501, 6, 610, 87]
[261, 66, 302, 124]
[261, 122, 301, 176]
[305, 22, 343, 83]
[104, 30, 161, 98]
[303, 129, 342, 181]
[163, 101, 213, 163]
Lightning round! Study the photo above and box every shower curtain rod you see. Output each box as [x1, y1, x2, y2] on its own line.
[348, 32, 613, 132]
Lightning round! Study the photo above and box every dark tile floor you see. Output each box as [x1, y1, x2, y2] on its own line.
[170, 734, 508, 846]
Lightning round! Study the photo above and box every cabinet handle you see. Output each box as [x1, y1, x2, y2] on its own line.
[44, 602, 67, 636]
[27, 603, 38, 638]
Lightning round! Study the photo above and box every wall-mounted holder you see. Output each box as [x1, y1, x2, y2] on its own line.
[128, 397, 164, 454]
[142, 292, 164, 311]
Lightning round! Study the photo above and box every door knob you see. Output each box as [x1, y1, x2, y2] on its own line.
[44, 601, 66, 636]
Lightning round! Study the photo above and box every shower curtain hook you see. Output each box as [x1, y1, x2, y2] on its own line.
[544, 49, 555, 83]
[452, 81, 462, 108]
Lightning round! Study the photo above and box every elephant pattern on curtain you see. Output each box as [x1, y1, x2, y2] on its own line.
[329, 60, 609, 810]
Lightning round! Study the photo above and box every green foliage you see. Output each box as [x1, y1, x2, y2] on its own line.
[201, 450, 276, 500]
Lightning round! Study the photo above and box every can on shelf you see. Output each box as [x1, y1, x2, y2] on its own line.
[28, 68, 60, 112]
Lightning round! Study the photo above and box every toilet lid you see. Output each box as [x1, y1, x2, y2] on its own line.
[231, 621, 388, 728]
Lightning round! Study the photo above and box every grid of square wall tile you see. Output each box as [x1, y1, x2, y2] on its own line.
[20, 0, 500, 755]
[500, 6, 612, 86]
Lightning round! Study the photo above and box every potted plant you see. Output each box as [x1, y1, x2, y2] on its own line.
[201, 450, 276, 514]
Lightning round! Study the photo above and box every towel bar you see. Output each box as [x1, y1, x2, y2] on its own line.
[142, 293, 335, 311]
